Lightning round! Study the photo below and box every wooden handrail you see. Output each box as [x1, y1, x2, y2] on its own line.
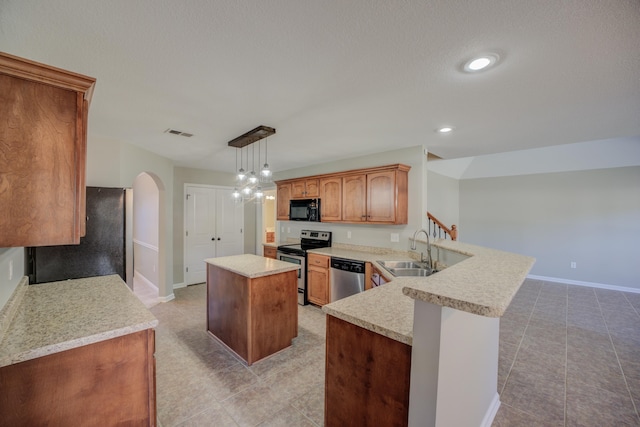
[427, 212, 458, 241]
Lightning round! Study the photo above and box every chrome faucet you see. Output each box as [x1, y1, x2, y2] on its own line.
[411, 228, 432, 269]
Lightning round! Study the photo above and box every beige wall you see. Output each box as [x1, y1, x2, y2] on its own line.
[427, 169, 460, 237]
[460, 166, 640, 289]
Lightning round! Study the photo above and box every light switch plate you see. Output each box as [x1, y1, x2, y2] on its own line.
[390, 233, 399, 242]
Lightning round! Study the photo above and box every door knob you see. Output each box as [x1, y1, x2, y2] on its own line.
[211, 237, 215, 241]
[217, 238, 221, 241]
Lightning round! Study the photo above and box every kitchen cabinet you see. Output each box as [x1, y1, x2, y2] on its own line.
[263, 245, 277, 259]
[367, 263, 388, 289]
[307, 253, 330, 306]
[276, 183, 292, 220]
[342, 174, 367, 222]
[0, 330, 156, 426]
[325, 315, 411, 426]
[318, 177, 342, 221]
[0, 52, 96, 247]
[343, 168, 409, 224]
[291, 178, 319, 199]
[0, 275, 157, 426]
[206, 256, 298, 364]
[275, 164, 409, 225]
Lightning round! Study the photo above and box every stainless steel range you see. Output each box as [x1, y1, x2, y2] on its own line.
[276, 230, 332, 305]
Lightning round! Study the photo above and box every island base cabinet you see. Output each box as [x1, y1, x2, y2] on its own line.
[207, 264, 298, 365]
[0, 329, 156, 427]
[325, 315, 411, 427]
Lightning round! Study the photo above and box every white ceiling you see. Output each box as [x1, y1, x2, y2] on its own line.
[1, 0, 639, 174]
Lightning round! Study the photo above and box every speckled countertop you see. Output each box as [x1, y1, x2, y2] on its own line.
[0, 274, 158, 367]
[205, 254, 300, 278]
[314, 240, 534, 346]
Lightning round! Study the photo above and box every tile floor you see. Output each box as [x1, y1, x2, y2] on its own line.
[147, 279, 640, 426]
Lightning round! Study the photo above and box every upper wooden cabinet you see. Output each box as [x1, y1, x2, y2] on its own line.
[342, 174, 367, 222]
[0, 52, 96, 247]
[319, 177, 342, 222]
[276, 183, 292, 220]
[291, 178, 319, 199]
[276, 164, 410, 225]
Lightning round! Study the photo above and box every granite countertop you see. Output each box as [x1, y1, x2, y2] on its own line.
[0, 274, 158, 367]
[205, 254, 300, 278]
[314, 240, 534, 346]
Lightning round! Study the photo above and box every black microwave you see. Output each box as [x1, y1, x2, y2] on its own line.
[290, 198, 321, 222]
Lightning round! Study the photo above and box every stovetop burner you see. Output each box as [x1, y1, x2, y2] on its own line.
[277, 230, 332, 255]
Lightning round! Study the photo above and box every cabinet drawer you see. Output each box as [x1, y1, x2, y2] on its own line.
[308, 253, 330, 268]
[263, 246, 277, 259]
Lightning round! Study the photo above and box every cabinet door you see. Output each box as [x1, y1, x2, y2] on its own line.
[319, 177, 342, 221]
[367, 171, 396, 223]
[0, 53, 95, 247]
[342, 174, 367, 222]
[305, 179, 319, 198]
[308, 265, 329, 306]
[276, 184, 291, 220]
[291, 180, 306, 199]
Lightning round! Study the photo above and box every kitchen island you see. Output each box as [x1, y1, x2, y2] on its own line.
[0, 274, 158, 426]
[205, 254, 300, 365]
[315, 240, 535, 427]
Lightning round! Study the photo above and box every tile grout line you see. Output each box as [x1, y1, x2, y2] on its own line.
[563, 286, 570, 427]
[499, 282, 541, 397]
[594, 290, 640, 423]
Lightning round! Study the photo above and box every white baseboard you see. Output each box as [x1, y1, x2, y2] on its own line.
[480, 394, 501, 427]
[173, 282, 186, 290]
[527, 274, 640, 294]
[158, 293, 175, 303]
[133, 271, 158, 292]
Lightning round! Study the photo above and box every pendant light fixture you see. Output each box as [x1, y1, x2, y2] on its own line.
[227, 125, 275, 203]
[260, 138, 271, 182]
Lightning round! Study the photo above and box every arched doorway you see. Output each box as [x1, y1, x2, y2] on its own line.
[131, 172, 165, 307]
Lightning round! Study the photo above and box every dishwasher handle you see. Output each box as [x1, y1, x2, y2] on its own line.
[330, 257, 365, 274]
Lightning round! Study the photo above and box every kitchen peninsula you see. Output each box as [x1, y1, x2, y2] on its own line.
[317, 239, 535, 427]
[0, 274, 158, 426]
[205, 254, 300, 365]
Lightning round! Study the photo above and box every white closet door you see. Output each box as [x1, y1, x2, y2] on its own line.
[215, 188, 244, 257]
[184, 185, 244, 285]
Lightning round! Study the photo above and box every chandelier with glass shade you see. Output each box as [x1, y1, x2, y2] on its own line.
[228, 126, 275, 203]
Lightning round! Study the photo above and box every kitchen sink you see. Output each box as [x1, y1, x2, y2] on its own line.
[377, 260, 427, 269]
[386, 268, 433, 277]
[376, 260, 435, 277]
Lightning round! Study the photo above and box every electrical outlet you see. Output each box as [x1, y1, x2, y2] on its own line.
[153, 264, 156, 272]
[570, 261, 577, 269]
[281, 226, 284, 233]
[347, 231, 352, 239]
[390, 233, 400, 242]
[8, 259, 13, 281]
[287, 227, 291, 233]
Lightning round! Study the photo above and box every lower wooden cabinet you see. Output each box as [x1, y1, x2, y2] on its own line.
[307, 253, 330, 306]
[263, 245, 277, 259]
[0, 329, 156, 426]
[325, 315, 411, 427]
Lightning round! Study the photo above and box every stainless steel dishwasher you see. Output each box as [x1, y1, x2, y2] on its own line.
[330, 257, 365, 302]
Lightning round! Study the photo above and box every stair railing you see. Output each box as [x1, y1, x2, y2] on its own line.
[427, 212, 457, 241]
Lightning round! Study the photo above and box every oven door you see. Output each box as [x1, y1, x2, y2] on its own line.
[276, 251, 307, 305]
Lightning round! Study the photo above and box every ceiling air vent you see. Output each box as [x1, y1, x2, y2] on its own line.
[164, 128, 193, 137]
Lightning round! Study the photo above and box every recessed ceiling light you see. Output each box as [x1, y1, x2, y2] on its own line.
[437, 127, 454, 133]
[463, 53, 499, 72]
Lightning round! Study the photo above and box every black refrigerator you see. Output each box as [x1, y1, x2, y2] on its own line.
[27, 187, 127, 284]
